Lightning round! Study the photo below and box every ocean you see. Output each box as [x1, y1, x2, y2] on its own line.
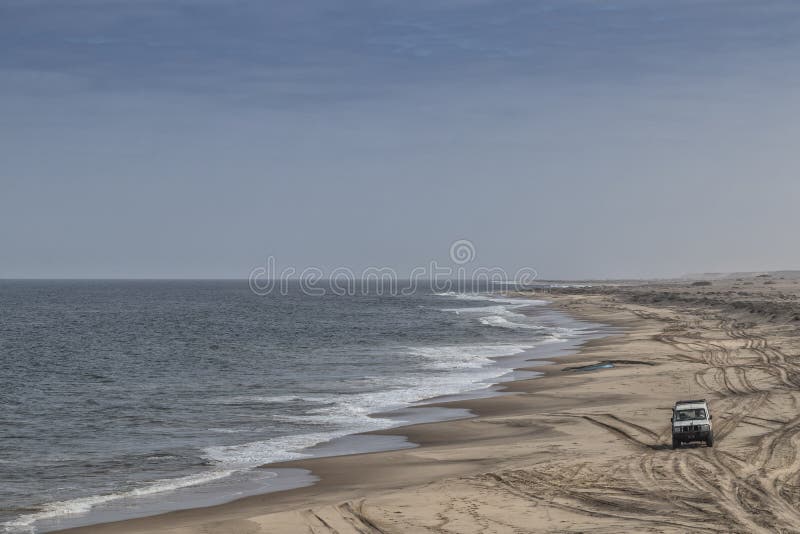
[0, 281, 597, 533]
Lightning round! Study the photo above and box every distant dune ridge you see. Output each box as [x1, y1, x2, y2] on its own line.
[682, 270, 800, 280]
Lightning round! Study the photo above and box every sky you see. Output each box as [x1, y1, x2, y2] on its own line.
[2, 0, 800, 279]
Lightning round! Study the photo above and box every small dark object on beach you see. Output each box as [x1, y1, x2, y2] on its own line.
[563, 359, 655, 372]
[691, 281, 712, 287]
[564, 361, 615, 372]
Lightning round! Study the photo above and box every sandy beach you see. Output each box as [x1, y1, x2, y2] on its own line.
[8, 1, 800, 531]
[58, 275, 800, 533]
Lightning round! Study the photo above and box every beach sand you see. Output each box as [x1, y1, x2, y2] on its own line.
[59, 276, 800, 533]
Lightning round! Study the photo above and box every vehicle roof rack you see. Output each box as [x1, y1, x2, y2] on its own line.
[674, 399, 707, 405]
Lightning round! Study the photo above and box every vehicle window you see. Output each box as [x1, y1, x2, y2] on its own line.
[676, 408, 706, 420]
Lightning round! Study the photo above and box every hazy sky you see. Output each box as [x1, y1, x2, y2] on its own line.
[2, 0, 799, 279]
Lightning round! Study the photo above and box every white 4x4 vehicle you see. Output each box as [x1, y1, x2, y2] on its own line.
[671, 399, 713, 449]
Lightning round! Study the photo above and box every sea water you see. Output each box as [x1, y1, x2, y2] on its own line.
[0, 281, 596, 532]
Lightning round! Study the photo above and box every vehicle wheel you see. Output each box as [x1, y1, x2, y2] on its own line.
[706, 434, 714, 448]
[672, 438, 679, 450]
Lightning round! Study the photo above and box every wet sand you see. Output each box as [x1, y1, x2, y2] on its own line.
[59, 276, 800, 533]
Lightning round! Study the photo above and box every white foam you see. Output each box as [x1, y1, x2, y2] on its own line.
[209, 395, 329, 405]
[437, 292, 550, 332]
[438, 292, 555, 333]
[437, 293, 585, 341]
[434, 291, 547, 306]
[207, 427, 248, 434]
[209, 343, 538, 470]
[407, 343, 531, 369]
[207, 385, 456, 468]
[434, 292, 547, 306]
[441, 304, 528, 317]
[478, 315, 541, 329]
[203, 432, 346, 467]
[2, 469, 244, 534]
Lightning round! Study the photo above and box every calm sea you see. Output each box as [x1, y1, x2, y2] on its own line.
[0, 281, 596, 532]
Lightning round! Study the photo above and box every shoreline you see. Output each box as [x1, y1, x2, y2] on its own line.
[45, 296, 618, 534]
[52, 277, 800, 533]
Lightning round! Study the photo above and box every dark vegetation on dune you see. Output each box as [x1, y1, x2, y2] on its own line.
[543, 282, 800, 325]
